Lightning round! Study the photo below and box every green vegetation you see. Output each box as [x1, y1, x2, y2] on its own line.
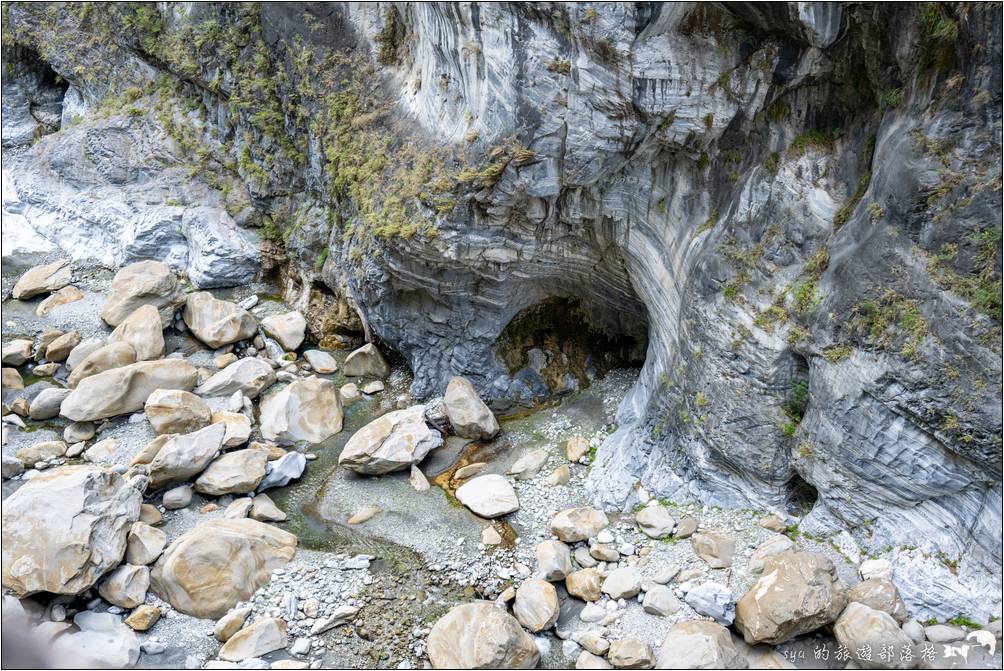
[834, 136, 876, 230]
[763, 151, 780, 174]
[947, 616, 984, 629]
[766, 98, 790, 123]
[881, 88, 904, 109]
[695, 209, 718, 237]
[823, 344, 853, 363]
[927, 227, 1003, 325]
[547, 58, 571, 75]
[851, 290, 930, 359]
[788, 131, 835, 157]
[866, 202, 886, 221]
[920, 3, 960, 71]
[374, 6, 406, 65]
[703, 113, 714, 130]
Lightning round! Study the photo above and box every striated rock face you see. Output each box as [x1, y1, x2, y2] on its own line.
[3, 2, 1001, 618]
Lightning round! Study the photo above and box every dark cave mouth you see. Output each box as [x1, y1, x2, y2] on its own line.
[496, 296, 649, 402]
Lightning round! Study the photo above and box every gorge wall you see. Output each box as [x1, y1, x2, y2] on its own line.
[2, 2, 1001, 620]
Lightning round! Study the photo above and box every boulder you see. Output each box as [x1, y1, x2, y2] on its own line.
[657, 620, 748, 669]
[601, 568, 642, 599]
[1, 466, 140, 595]
[846, 578, 908, 624]
[644, 584, 684, 616]
[260, 377, 343, 445]
[161, 485, 192, 510]
[577, 651, 613, 669]
[734, 551, 847, 645]
[338, 405, 442, 475]
[219, 617, 288, 662]
[607, 639, 655, 669]
[536, 539, 572, 581]
[508, 448, 549, 480]
[145, 389, 212, 435]
[12, 259, 71, 299]
[124, 604, 161, 631]
[550, 507, 610, 542]
[748, 535, 795, 574]
[15, 439, 67, 465]
[340, 382, 361, 404]
[2, 454, 25, 479]
[107, 305, 164, 361]
[195, 357, 276, 399]
[674, 516, 699, 538]
[2, 339, 33, 365]
[514, 578, 560, 632]
[212, 410, 252, 447]
[84, 438, 120, 464]
[61, 359, 198, 421]
[66, 342, 137, 388]
[341, 343, 390, 378]
[256, 451, 306, 491]
[566, 435, 590, 462]
[125, 522, 167, 565]
[544, 464, 570, 486]
[101, 260, 184, 327]
[98, 564, 149, 609]
[28, 387, 71, 420]
[56, 610, 141, 668]
[183, 292, 257, 349]
[566, 568, 603, 602]
[65, 337, 105, 370]
[691, 531, 735, 569]
[36, 285, 84, 316]
[455, 474, 520, 518]
[214, 606, 252, 642]
[859, 558, 892, 581]
[683, 582, 734, 625]
[194, 449, 269, 496]
[261, 312, 307, 351]
[443, 376, 499, 439]
[635, 505, 676, 538]
[44, 330, 81, 362]
[833, 602, 914, 670]
[150, 518, 297, 618]
[426, 601, 539, 669]
[2, 367, 24, 389]
[147, 423, 226, 489]
[249, 494, 287, 522]
[303, 350, 337, 374]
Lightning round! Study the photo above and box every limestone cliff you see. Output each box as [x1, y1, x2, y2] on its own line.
[2, 2, 1001, 619]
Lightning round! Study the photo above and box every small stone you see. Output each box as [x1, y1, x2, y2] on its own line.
[347, 505, 382, 525]
[482, 527, 503, 546]
[606, 639, 655, 669]
[544, 464, 570, 486]
[643, 584, 683, 616]
[162, 485, 193, 510]
[601, 568, 641, 599]
[125, 605, 161, 631]
[409, 465, 430, 492]
[215, 607, 252, 642]
[758, 514, 787, 533]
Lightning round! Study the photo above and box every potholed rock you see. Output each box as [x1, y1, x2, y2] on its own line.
[61, 359, 198, 422]
[734, 551, 847, 645]
[193, 448, 269, 496]
[341, 343, 390, 378]
[657, 620, 748, 669]
[101, 260, 185, 327]
[195, 357, 276, 399]
[147, 423, 225, 489]
[144, 389, 212, 435]
[550, 507, 610, 542]
[338, 405, 442, 475]
[66, 342, 137, 388]
[1, 466, 140, 595]
[455, 474, 519, 518]
[12, 259, 72, 299]
[443, 376, 499, 439]
[426, 601, 539, 669]
[183, 292, 257, 349]
[150, 518, 297, 619]
[107, 304, 164, 361]
[261, 311, 307, 351]
[260, 376, 343, 445]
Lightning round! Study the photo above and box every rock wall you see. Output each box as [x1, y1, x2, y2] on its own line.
[2, 2, 1001, 619]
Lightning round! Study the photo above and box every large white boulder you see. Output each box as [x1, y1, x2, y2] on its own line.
[66, 342, 137, 388]
[657, 620, 748, 669]
[107, 304, 164, 361]
[61, 359, 198, 421]
[261, 311, 307, 351]
[144, 389, 212, 435]
[443, 376, 499, 439]
[183, 292, 257, 348]
[150, 518, 296, 619]
[101, 260, 185, 327]
[455, 474, 519, 518]
[1, 466, 140, 595]
[195, 357, 276, 399]
[260, 377, 343, 445]
[338, 405, 442, 475]
[193, 449, 269, 496]
[426, 601, 539, 669]
[12, 259, 72, 299]
[341, 343, 390, 378]
[147, 423, 226, 489]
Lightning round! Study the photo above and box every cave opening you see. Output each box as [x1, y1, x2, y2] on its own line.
[785, 472, 819, 516]
[496, 295, 649, 401]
